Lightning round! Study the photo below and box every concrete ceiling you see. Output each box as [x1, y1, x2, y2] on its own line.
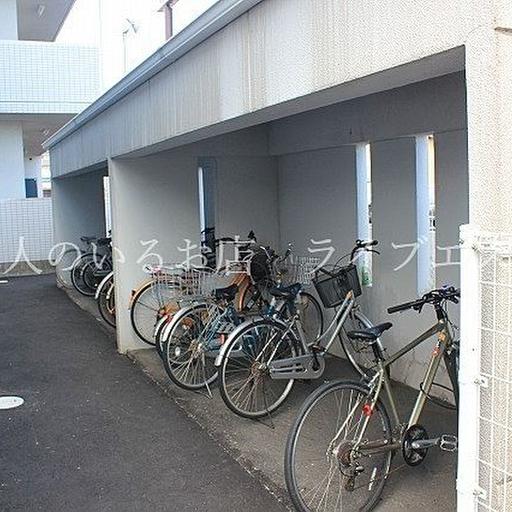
[17, 0, 75, 41]
[0, 114, 74, 156]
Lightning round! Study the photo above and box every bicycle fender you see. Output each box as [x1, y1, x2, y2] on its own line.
[159, 301, 211, 344]
[95, 271, 114, 300]
[214, 315, 291, 367]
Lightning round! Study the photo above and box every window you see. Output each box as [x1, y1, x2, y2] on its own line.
[198, 159, 217, 267]
[356, 143, 373, 286]
[416, 134, 436, 294]
[103, 176, 112, 236]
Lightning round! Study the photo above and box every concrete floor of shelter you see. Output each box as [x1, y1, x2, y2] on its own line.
[66, 276, 457, 510]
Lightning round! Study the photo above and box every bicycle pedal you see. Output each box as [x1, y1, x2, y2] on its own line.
[439, 434, 458, 452]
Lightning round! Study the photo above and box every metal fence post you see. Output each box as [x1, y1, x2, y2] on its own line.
[457, 223, 481, 511]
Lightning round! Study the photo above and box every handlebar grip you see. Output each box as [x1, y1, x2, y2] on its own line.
[387, 298, 424, 314]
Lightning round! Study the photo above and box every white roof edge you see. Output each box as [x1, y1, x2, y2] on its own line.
[43, 0, 264, 150]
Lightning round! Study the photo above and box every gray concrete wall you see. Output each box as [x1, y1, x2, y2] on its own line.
[272, 76, 469, 390]
[52, 169, 107, 249]
[110, 152, 201, 353]
[215, 156, 279, 247]
[277, 146, 357, 258]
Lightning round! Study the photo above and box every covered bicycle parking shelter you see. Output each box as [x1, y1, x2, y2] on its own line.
[44, 1, 512, 511]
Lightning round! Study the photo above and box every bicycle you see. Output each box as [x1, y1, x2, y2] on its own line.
[130, 233, 261, 346]
[284, 286, 460, 512]
[215, 240, 379, 418]
[71, 237, 113, 297]
[96, 270, 116, 328]
[52, 235, 98, 288]
[161, 257, 323, 392]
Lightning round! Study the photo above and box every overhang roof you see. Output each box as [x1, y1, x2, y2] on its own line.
[43, 0, 264, 149]
[17, 0, 76, 41]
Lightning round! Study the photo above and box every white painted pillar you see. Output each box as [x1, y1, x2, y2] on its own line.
[109, 152, 201, 353]
[0, 122, 25, 199]
[457, 12, 512, 510]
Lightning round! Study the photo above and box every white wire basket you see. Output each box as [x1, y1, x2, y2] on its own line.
[276, 256, 320, 286]
[143, 264, 237, 299]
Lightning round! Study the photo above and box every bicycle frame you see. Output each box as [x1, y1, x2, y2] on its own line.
[346, 317, 456, 456]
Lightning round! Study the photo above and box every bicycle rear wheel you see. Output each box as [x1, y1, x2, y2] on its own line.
[338, 310, 379, 377]
[285, 380, 393, 512]
[97, 274, 116, 328]
[130, 281, 180, 345]
[297, 291, 323, 340]
[71, 253, 96, 296]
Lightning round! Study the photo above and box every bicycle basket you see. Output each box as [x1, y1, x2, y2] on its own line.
[278, 256, 320, 286]
[313, 264, 361, 308]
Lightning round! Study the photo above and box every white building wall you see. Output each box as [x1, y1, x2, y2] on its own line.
[0, 121, 25, 199]
[0, 198, 53, 263]
[0, 41, 99, 114]
[48, 0, 496, 176]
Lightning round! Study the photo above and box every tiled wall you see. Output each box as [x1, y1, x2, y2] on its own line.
[0, 198, 53, 263]
[0, 40, 99, 114]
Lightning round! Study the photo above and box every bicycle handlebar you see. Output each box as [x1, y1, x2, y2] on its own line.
[388, 287, 460, 314]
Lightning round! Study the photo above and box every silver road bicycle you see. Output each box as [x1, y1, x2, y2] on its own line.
[284, 286, 460, 512]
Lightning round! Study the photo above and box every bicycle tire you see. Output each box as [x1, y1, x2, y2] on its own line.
[97, 274, 116, 328]
[218, 317, 297, 418]
[162, 303, 219, 390]
[130, 280, 180, 346]
[285, 380, 393, 512]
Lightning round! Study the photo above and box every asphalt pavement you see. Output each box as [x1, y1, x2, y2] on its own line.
[0, 275, 288, 512]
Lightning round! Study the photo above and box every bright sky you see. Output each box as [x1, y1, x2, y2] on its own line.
[57, 0, 219, 91]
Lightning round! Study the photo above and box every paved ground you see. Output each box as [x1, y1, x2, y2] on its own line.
[0, 275, 288, 512]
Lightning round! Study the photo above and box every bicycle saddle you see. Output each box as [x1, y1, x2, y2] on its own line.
[214, 284, 238, 301]
[347, 322, 392, 342]
[80, 236, 96, 243]
[269, 283, 301, 300]
[97, 237, 112, 246]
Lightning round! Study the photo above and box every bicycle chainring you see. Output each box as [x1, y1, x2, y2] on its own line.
[402, 424, 429, 466]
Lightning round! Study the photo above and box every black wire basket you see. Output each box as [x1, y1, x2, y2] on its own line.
[313, 264, 362, 309]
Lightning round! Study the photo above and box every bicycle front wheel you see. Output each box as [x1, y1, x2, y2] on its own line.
[219, 319, 297, 418]
[285, 380, 393, 512]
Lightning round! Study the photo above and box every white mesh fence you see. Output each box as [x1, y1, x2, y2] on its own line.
[0, 198, 53, 263]
[458, 227, 512, 511]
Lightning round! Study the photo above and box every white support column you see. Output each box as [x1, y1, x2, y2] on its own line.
[458, 11, 512, 510]
[465, 24, 512, 231]
[109, 153, 201, 354]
